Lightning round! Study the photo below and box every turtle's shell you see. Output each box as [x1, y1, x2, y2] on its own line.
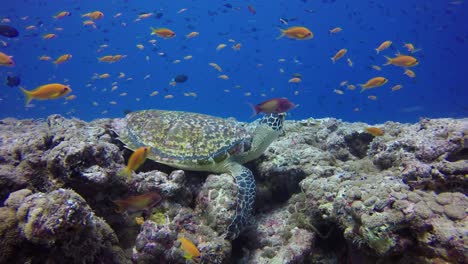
[114, 110, 251, 164]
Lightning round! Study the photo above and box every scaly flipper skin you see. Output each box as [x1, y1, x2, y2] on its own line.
[225, 164, 255, 240]
[225, 113, 285, 240]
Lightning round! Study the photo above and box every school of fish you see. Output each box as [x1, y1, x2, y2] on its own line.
[0, 2, 428, 118]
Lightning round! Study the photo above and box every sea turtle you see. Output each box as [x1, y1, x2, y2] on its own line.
[112, 109, 285, 240]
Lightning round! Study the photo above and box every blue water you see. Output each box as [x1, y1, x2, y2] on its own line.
[0, 1, 467, 124]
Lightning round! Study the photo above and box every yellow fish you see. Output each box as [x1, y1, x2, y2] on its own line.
[178, 237, 201, 261]
[54, 11, 71, 19]
[53, 54, 72, 65]
[82, 11, 104, 20]
[150, 27, 176, 38]
[375, 40, 392, 54]
[403, 43, 421, 53]
[404, 69, 415, 78]
[0, 51, 14, 66]
[42, 33, 57, 39]
[331, 49, 347, 63]
[119, 147, 150, 180]
[384, 54, 418, 67]
[359, 77, 388, 92]
[277, 26, 313, 40]
[20, 83, 72, 105]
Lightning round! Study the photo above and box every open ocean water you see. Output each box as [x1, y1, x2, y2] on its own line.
[0, 0, 467, 123]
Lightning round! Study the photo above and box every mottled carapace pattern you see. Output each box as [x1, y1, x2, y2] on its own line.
[123, 110, 250, 162]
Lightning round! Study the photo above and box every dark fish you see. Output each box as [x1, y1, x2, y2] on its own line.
[0, 25, 19, 38]
[6, 75, 20, 87]
[174, 74, 188, 83]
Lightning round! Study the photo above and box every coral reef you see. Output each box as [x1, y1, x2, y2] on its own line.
[253, 117, 467, 263]
[0, 115, 466, 263]
[1, 188, 127, 263]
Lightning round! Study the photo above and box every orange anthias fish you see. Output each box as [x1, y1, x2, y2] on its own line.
[331, 49, 347, 63]
[98, 55, 114, 63]
[20, 83, 72, 105]
[112, 54, 126, 62]
[186, 31, 199, 39]
[288, 77, 301, 83]
[39, 55, 52, 61]
[53, 54, 72, 64]
[113, 192, 162, 213]
[82, 11, 104, 20]
[150, 27, 176, 38]
[375, 40, 392, 54]
[391, 84, 403, 91]
[384, 54, 418, 67]
[365, 127, 385, 136]
[42, 33, 57, 39]
[404, 69, 416, 78]
[403, 43, 421, 53]
[54, 11, 71, 19]
[119, 147, 150, 180]
[329, 27, 343, 34]
[0, 51, 14, 66]
[178, 237, 201, 261]
[359, 77, 388, 92]
[277, 26, 313, 40]
[251, 98, 296, 116]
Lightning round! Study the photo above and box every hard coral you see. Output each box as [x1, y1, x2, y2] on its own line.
[3, 188, 128, 264]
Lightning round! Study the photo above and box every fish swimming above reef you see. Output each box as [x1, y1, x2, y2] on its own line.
[277, 26, 313, 40]
[375, 40, 392, 54]
[82, 11, 104, 20]
[0, 51, 14, 66]
[384, 54, 419, 67]
[113, 192, 162, 213]
[20, 83, 72, 105]
[251, 98, 296, 116]
[150, 27, 176, 38]
[359, 77, 388, 92]
[331, 48, 347, 63]
[0, 25, 19, 38]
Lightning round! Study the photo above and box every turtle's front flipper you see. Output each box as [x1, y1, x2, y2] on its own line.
[225, 163, 256, 240]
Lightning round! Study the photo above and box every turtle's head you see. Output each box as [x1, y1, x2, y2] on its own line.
[259, 113, 286, 132]
[235, 113, 285, 164]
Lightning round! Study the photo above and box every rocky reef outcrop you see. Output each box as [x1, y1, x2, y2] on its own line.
[0, 115, 466, 263]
